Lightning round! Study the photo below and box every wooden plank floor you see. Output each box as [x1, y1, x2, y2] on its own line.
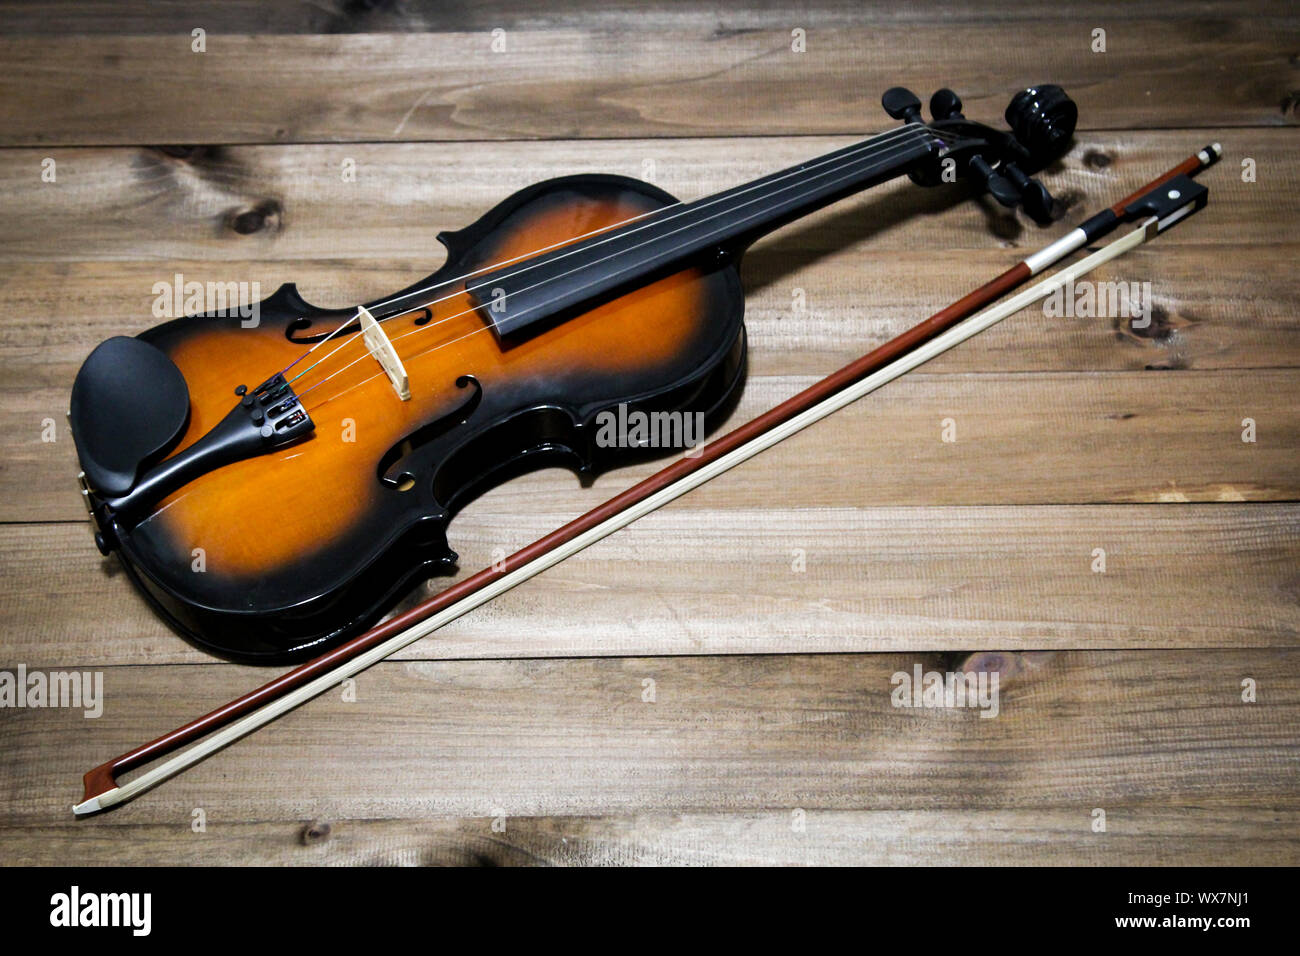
[0, 1, 1296, 866]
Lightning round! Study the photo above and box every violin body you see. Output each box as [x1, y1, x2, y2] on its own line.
[86, 175, 746, 662]
[71, 82, 1079, 664]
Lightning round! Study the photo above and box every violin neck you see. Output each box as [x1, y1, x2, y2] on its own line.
[472, 124, 940, 340]
[693, 122, 938, 246]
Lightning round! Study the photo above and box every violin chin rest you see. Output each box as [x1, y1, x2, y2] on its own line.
[70, 336, 191, 498]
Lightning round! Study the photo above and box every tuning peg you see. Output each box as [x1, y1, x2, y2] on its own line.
[1005, 85, 1078, 162]
[929, 88, 964, 120]
[881, 87, 924, 124]
[1002, 163, 1056, 223]
[968, 155, 1021, 208]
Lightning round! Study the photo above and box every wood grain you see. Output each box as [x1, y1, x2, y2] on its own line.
[0, 651, 1294, 853]
[0, 20, 1296, 145]
[4, 504, 1296, 667]
[2, 132, 1295, 265]
[4, 809, 1296, 866]
[4, 0, 1295, 35]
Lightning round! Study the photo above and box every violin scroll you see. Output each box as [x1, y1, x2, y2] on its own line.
[1005, 85, 1078, 163]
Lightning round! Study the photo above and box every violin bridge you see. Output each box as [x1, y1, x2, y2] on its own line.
[358, 306, 410, 401]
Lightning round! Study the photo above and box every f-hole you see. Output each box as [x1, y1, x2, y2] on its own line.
[286, 314, 362, 344]
[378, 374, 483, 489]
[287, 305, 426, 344]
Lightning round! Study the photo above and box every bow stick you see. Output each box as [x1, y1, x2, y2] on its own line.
[74, 145, 1218, 815]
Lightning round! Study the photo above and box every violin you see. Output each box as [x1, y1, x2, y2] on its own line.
[68, 84, 1078, 664]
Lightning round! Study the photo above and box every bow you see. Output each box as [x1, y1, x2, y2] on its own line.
[73, 130, 1219, 816]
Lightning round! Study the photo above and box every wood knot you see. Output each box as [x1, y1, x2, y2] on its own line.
[1281, 91, 1300, 119]
[1082, 149, 1113, 169]
[1138, 303, 1172, 340]
[1054, 188, 1086, 213]
[961, 651, 1015, 676]
[301, 820, 332, 844]
[153, 145, 210, 162]
[1115, 302, 1175, 342]
[961, 651, 1055, 683]
[227, 199, 283, 236]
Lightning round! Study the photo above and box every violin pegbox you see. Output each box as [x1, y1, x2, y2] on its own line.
[882, 82, 1078, 225]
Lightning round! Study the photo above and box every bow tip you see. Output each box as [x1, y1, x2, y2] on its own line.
[72, 791, 114, 817]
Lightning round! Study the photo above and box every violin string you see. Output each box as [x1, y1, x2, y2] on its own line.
[297, 126, 952, 409]
[284, 124, 937, 386]
[294, 129, 944, 408]
[364, 123, 935, 318]
[295, 126, 951, 411]
[276, 203, 674, 380]
[280, 123, 940, 387]
[351, 124, 932, 316]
